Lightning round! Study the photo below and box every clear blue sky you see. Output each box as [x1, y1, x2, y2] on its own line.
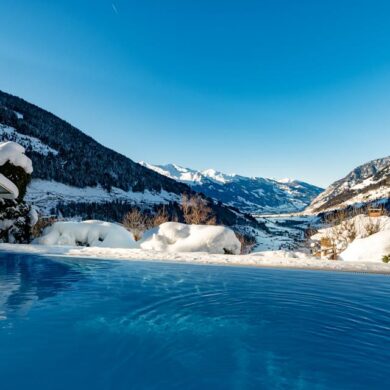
[1, 0, 390, 187]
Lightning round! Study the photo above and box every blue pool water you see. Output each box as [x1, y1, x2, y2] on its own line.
[0, 252, 389, 389]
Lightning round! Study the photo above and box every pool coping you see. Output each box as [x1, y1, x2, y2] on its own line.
[1, 243, 390, 275]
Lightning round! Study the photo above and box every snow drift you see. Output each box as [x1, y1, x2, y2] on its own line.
[340, 230, 390, 263]
[34, 220, 137, 249]
[139, 222, 241, 254]
[34, 220, 241, 255]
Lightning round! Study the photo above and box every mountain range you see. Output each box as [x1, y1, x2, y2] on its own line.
[140, 162, 324, 214]
[1, 89, 388, 224]
[307, 156, 390, 213]
[0, 90, 255, 227]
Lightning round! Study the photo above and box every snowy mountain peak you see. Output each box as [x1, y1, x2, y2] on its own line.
[201, 168, 236, 184]
[139, 162, 205, 184]
[277, 178, 295, 184]
[141, 162, 323, 214]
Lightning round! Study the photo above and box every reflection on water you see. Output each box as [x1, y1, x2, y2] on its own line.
[0, 252, 82, 315]
[0, 252, 389, 390]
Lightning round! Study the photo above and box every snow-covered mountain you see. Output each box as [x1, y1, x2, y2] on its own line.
[306, 156, 390, 213]
[139, 162, 237, 185]
[0, 90, 257, 228]
[140, 162, 323, 214]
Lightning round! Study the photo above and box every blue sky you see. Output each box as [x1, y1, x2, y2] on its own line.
[1, 0, 390, 187]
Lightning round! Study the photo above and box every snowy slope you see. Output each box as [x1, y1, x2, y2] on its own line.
[307, 156, 390, 213]
[0, 124, 58, 156]
[140, 162, 323, 214]
[25, 179, 181, 215]
[0, 90, 256, 228]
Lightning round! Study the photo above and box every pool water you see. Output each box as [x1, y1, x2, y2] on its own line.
[0, 252, 389, 389]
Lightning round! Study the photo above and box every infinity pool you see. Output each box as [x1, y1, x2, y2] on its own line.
[0, 252, 389, 389]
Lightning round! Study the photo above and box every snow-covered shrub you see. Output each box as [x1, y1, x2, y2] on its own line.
[35, 220, 137, 248]
[122, 209, 149, 241]
[382, 255, 390, 264]
[122, 206, 174, 241]
[139, 222, 241, 254]
[235, 232, 257, 254]
[31, 216, 58, 239]
[0, 141, 36, 243]
[311, 214, 390, 259]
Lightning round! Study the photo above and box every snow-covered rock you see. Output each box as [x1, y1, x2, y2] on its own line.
[35, 220, 137, 249]
[140, 222, 241, 254]
[340, 230, 390, 263]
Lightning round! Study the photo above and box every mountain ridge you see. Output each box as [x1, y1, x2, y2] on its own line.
[0, 90, 257, 227]
[306, 155, 390, 213]
[140, 162, 324, 214]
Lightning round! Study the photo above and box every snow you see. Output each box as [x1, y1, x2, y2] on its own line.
[142, 162, 322, 214]
[0, 125, 58, 156]
[306, 156, 390, 213]
[34, 220, 241, 255]
[340, 230, 390, 263]
[139, 222, 241, 255]
[277, 178, 294, 184]
[311, 215, 390, 242]
[140, 162, 207, 184]
[0, 141, 33, 173]
[25, 179, 181, 215]
[0, 173, 19, 199]
[310, 215, 390, 262]
[34, 220, 138, 249]
[201, 168, 236, 184]
[140, 162, 237, 185]
[1, 243, 389, 274]
[14, 111, 23, 119]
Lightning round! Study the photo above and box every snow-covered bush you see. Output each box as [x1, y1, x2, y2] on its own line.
[122, 209, 149, 241]
[139, 222, 241, 254]
[122, 206, 173, 241]
[0, 141, 36, 243]
[34, 220, 137, 248]
[311, 214, 390, 258]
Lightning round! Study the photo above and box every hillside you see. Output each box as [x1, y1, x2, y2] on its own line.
[306, 156, 390, 214]
[140, 162, 323, 214]
[0, 90, 256, 227]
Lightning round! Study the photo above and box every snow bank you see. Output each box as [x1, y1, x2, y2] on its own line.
[0, 141, 33, 173]
[140, 222, 241, 254]
[3, 243, 390, 273]
[34, 220, 241, 254]
[34, 220, 137, 249]
[340, 230, 390, 263]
